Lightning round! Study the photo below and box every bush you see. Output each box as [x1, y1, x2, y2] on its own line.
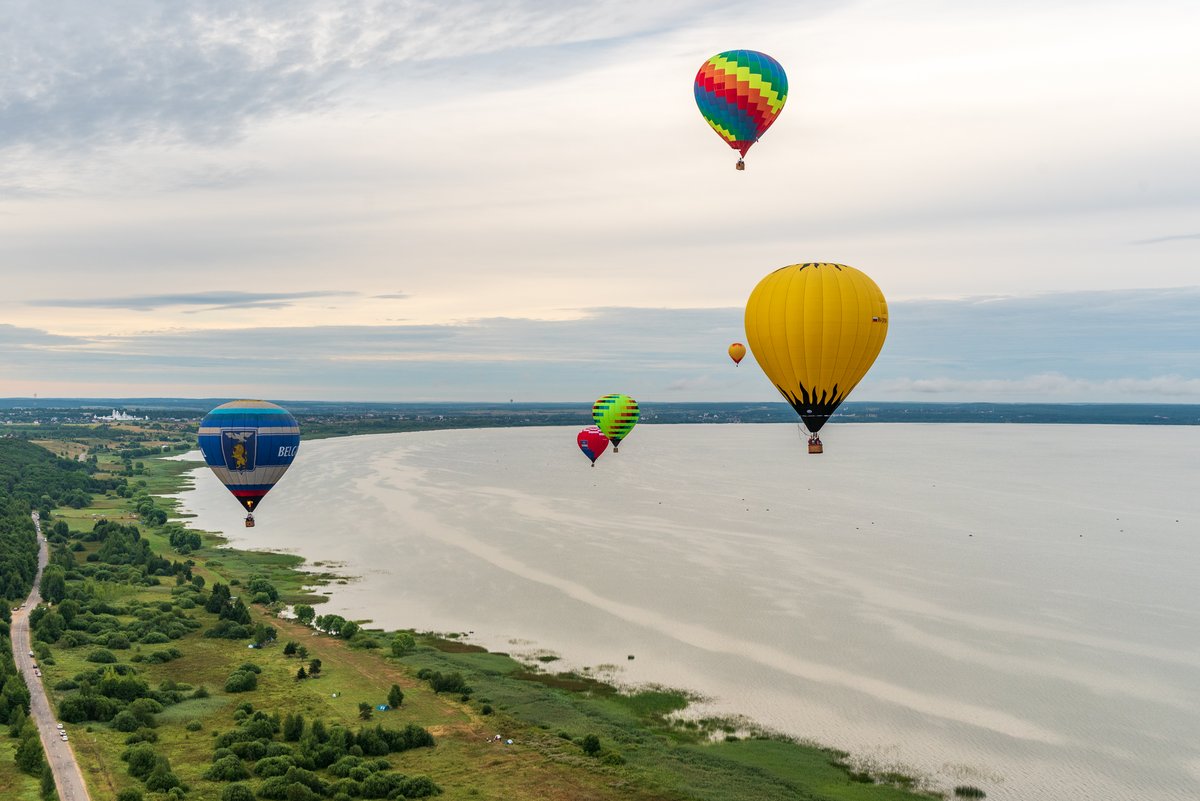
[124, 745, 158, 780]
[145, 766, 182, 792]
[254, 756, 296, 778]
[221, 784, 256, 801]
[425, 671, 471, 696]
[116, 789, 144, 801]
[581, 734, 601, 756]
[230, 740, 269, 761]
[111, 711, 140, 732]
[399, 776, 442, 798]
[954, 788, 987, 799]
[186, 720, 203, 732]
[192, 685, 210, 699]
[224, 670, 257, 693]
[124, 728, 158, 745]
[87, 648, 118, 663]
[205, 754, 251, 781]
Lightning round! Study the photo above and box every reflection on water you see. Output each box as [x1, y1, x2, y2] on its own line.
[173, 424, 1200, 801]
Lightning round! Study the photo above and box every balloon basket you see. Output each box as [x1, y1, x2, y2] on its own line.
[808, 442, 824, 454]
[245, 516, 256, 528]
[735, 159, 745, 171]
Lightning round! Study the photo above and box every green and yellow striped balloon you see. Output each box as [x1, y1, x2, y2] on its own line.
[592, 394, 639, 452]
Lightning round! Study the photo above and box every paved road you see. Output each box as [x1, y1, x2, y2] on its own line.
[10, 512, 92, 801]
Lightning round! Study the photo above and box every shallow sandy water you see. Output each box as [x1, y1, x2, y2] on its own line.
[172, 423, 1200, 800]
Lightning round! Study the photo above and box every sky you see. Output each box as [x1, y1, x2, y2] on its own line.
[1, 0, 1197, 402]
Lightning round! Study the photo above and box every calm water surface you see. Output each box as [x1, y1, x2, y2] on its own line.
[172, 424, 1200, 800]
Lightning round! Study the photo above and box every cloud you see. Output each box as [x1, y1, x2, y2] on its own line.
[1131, 233, 1200, 245]
[0, 0, 738, 152]
[2, 287, 1197, 402]
[875, 374, 1200, 399]
[27, 290, 356, 312]
[371, 293, 410, 300]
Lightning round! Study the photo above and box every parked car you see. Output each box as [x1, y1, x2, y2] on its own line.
[56, 723, 64, 730]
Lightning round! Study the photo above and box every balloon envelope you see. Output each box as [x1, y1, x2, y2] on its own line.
[577, 428, 609, 465]
[694, 50, 788, 158]
[744, 263, 888, 432]
[198, 400, 300, 515]
[728, 342, 747, 365]
[592, 394, 639, 450]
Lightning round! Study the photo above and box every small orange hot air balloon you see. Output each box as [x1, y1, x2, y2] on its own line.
[728, 343, 747, 366]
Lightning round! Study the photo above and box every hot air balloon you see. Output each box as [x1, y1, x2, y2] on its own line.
[593, 394, 639, 453]
[694, 49, 787, 170]
[577, 427, 609, 467]
[198, 400, 300, 526]
[744, 263, 888, 452]
[728, 342, 747, 365]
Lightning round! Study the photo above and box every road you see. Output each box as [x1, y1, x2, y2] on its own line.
[10, 512, 92, 801]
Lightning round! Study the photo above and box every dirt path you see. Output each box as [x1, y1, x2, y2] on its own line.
[10, 512, 92, 801]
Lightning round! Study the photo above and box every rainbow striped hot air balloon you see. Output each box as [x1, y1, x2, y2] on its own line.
[198, 400, 300, 527]
[694, 49, 788, 170]
[593, 394, 639, 453]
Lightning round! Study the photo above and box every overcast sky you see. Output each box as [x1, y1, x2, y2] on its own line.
[1, 0, 1197, 402]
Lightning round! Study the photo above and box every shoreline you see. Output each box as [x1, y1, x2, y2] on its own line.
[161, 437, 950, 797]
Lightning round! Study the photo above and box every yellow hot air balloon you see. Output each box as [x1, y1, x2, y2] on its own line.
[744, 263, 888, 450]
[728, 342, 747, 365]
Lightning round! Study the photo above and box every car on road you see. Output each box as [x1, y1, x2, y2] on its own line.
[56, 723, 64, 730]
[61, 734, 67, 742]
[33, 670, 40, 677]
[28, 650, 33, 657]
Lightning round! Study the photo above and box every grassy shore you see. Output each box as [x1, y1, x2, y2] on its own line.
[19, 444, 941, 801]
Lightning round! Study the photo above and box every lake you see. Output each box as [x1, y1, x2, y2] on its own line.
[172, 423, 1200, 800]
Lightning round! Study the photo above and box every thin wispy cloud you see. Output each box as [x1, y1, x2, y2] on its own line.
[1131, 233, 1200, 245]
[0, 0, 734, 152]
[27, 291, 356, 312]
[2, 288, 1196, 402]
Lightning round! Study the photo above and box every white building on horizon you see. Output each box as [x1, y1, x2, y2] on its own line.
[94, 409, 145, 422]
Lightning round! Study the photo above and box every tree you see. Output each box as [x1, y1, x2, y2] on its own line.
[38, 565, 67, 604]
[293, 604, 315, 626]
[283, 712, 304, 741]
[15, 732, 45, 774]
[387, 685, 404, 708]
[358, 702, 373, 721]
[340, 621, 360, 640]
[283, 641, 298, 657]
[308, 659, 321, 676]
[390, 632, 415, 657]
[295, 667, 307, 681]
[297, 645, 309, 661]
[253, 622, 277, 647]
[33, 610, 65, 643]
[116, 789, 143, 801]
